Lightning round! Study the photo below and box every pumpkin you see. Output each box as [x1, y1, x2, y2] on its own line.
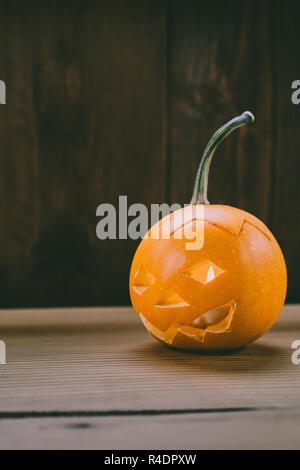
[129, 112, 287, 350]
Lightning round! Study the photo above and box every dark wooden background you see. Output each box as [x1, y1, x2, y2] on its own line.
[0, 0, 299, 308]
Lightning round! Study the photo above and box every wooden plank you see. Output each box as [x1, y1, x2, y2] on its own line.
[169, 0, 298, 304]
[0, 306, 299, 413]
[0, 2, 40, 307]
[169, 1, 274, 215]
[0, 0, 167, 308]
[0, 408, 300, 450]
[271, 0, 300, 304]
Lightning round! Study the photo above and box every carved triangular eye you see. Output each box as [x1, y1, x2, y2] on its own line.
[206, 266, 216, 283]
[155, 288, 190, 308]
[132, 265, 156, 295]
[184, 260, 225, 285]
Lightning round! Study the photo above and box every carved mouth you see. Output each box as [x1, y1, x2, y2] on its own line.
[140, 300, 236, 344]
[189, 302, 234, 330]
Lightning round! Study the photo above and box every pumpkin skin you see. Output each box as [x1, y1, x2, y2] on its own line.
[129, 111, 287, 350]
[130, 204, 287, 350]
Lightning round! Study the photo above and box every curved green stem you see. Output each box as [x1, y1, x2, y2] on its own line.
[191, 111, 255, 205]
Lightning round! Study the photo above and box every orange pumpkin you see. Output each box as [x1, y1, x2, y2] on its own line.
[130, 112, 287, 350]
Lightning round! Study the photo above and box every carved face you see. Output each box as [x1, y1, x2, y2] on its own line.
[130, 205, 287, 351]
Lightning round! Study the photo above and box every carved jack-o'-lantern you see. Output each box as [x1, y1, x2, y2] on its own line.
[130, 112, 287, 350]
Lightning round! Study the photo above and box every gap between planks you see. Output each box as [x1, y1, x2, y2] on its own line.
[0, 405, 290, 420]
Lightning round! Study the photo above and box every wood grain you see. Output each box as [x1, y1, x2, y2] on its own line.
[1, 408, 300, 450]
[271, 0, 300, 303]
[0, 0, 167, 307]
[169, 0, 299, 302]
[0, 305, 299, 414]
[0, 305, 299, 449]
[0, 0, 299, 306]
[169, 1, 274, 214]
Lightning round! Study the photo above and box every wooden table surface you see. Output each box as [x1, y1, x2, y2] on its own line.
[0, 305, 299, 450]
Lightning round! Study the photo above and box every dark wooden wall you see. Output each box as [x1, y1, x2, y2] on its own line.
[0, 0, 299, 307]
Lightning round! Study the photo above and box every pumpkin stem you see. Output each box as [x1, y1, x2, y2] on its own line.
[191, 111, 255, 205]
